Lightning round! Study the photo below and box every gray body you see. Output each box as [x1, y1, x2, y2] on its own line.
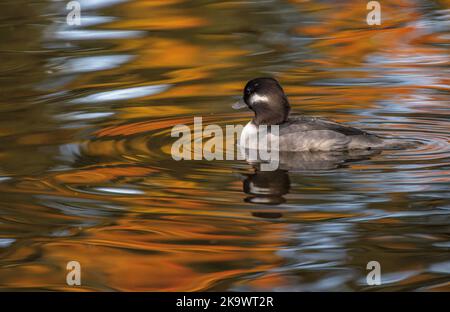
[277, 116, 383, 151]
[240, 117, 384, 152]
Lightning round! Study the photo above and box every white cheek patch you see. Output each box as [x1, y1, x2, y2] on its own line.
[250, 93, 269, 104]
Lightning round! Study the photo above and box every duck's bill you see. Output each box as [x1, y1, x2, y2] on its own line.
[232, 98, 247, 110]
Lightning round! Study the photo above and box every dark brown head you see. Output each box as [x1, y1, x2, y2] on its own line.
[233, 77, 290, 125]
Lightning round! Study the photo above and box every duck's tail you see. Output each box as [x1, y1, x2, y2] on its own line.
[373, 137, 419, 150]
[349, 135, 418, 150]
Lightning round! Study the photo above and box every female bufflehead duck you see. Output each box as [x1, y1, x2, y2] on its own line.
[233, 77, 403, 152]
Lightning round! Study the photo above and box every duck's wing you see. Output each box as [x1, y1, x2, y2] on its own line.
[275, 117, 380, 151]
[280, 116, 372, 136]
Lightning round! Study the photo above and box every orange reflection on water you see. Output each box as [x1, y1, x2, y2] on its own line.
[0, 0, 449, 291]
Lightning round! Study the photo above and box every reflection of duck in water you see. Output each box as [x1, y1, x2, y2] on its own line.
[233, 77, 409, 151]
[243, 148, 381, 171]
[244, 169, 290, 206]
[243, 168, 289, 219]
[241, 149, 380, 219]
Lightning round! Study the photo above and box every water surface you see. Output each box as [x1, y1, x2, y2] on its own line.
[0, 0, 449, 291]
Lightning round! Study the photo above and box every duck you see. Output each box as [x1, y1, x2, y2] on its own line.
[233, 77, 406, 152]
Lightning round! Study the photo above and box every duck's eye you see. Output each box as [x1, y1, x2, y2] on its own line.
[245, 87, 252, 94]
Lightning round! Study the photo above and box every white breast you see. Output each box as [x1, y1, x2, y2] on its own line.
[239, 122, 258, 150]
[239, 121, 281, 152]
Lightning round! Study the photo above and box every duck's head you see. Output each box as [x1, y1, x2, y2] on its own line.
[233, 77, 290, 126]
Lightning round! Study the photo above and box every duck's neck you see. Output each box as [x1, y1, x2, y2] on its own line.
[252, 105, 290, 126]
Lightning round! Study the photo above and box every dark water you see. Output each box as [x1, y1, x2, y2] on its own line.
[0, 0, 449, 291]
